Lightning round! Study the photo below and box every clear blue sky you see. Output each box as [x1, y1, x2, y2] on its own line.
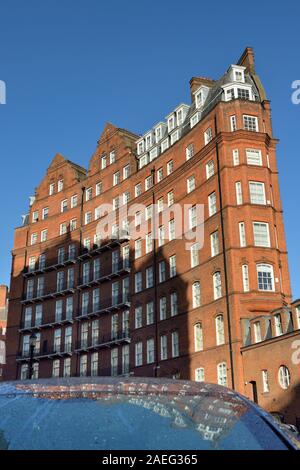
[0, 0, 299, 298]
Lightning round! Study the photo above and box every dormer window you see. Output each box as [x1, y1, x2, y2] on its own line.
[137, 140, 145, 155]
[170, 129, 180, 145]
[228, 65, 245, 83]
[190, 112, 199, 128]
[155, 126, 162, 142]
[161, 137, 169, 153]
[235, 70, 244, 82]
[167, 115, 175, 133]
[195, 91, 203, 108]
[177, 109, 183, 126]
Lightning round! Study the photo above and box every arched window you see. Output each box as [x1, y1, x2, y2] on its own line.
[278, 366, 290, 390]
[217, 362, 227, 386]
[256, 264, 274, 291]
[192, 282, 201, 308]
[194, 323, 203, 352]
[213, 272, 222, 299]
[215, 314, 225, 345]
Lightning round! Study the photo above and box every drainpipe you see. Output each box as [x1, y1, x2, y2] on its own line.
[214, 116, 235, 390]
[75, 186, 85, 376]
[151, 168, 160, 377]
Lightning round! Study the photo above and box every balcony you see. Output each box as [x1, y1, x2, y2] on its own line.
[76, 294, 131, 320]
[78, 261, 130, 289]
[16, 344, 73, 361]
[19, 314, 74, 332]
[78, 231, 130, 261]
[23, 256, 77, 278]
[75, 330, 131, 353]
[22, 282, 76, 305]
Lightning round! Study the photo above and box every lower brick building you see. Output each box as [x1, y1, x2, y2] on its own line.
[0, 285, 8, 380]
[4, 47, 300, 426]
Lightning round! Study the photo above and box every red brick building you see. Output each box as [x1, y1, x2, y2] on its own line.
[0, 285, 8, 380]
[4, 48, 300, 425]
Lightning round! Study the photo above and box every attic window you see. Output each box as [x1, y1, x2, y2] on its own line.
[49, 183, 55, 196]
[155, 126, 162, 142]
[101, 154, 107, 169]
[177, 109, 183, 126]
[167, 115, 175, 133]
[137, 141, 144, 155]
[234, 70, 244, 82]
[109, 150, 116, 164]
[58, 180, 64, 192]
[195, 91, 203, 108]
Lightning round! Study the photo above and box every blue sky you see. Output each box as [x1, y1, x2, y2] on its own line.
[0, 0, 299, 298]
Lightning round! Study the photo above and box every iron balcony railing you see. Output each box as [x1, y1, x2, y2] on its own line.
[76, 294, 131, 319]
[78, 231, 130, 260]
[23, 256, 77, 277]
[22, 282, 76, 304]
[78, 260, 130, 289]
[19, 313, 74, 332]
[17, 344, 73, 361]
[75, 329, 131, 352]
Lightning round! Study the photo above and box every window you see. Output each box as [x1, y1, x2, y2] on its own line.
[42, 207, 49, 220]
[122, 344, 130, 374]
[112, 196, 120, 211]
[63, 358, 71, 377]
[190, 243, 199, 267]
[37, 277, 44, 296]
[112, 282, 119, 306]
[95, 182, 102, 196]
[159, 261, 166, 283]
[81, 293, 89, 315]
[135, 239, 142, 259]
[101, 154, 107, 169]
[210, 231, 220, 257]
[85, 211, 92, 225]
[110, 150, 116, 164]
[137, 141, 144, 155]
[242, 264, 250, 292]
[274, 313, 283, 336]
[239, 222, 246, 247]
[39, 253, 46, 269]
[206, 160, 214, 179]
[49, 183, 55, 195]
[135, 306, 142, 329]
[135, 211, 141, 227]
[80, 355, 87, 377]
[111, 314, 118, 340]
[92, 287, 100, 312]
[146, 301, 154, 324]
[167, 115, 175, 132]
[66, 297, 73, 319]
[26, 279, 34, 300]
[35, 305, 43, 326]
[167, 191, 174, 207]
[246, 149, 262, 166]
[41, 229, 48, 242]
[253, 222, 270, 247]
[195, 368, 205, 382]
[68, 244, 76, 260]
[262, 370, 270, 393]
[230, 115, 237, 132]
[135, 183, 142, 197]
[32, 211, 38, 223]
[213, 272, 222, 299]
[189, 205, 197, 229]
[113, 171, 120, 186]
[204, 127, 213, 145]
[155, 126, 163, 143]
[249, 182, 266, 205]
[186, 144, 194, 160]
[160, 297, 167, 320]
[172, 331, 179, 358]
[171, 292, 178, 316]
[157, 167, 163, 182]
[243, 115, 258, 132]
[194, 323, 203, 351]
[160, 335, 167, 360]
[146, 233, 153, 253]
[158, 225, 165, 247]
[257, 264, 275, 291]
[85, 188, 93, 201]
[278, 366, 290, 390]
[208, 192, 217, 216]
[60, 223, 67, 235]
[216, 315, 225, 345]
[83, 262, 90, 283]
[169, 255, 176, 278]
[157, 197, 164, 213]
[145, 204, 153, 221]
[145, 175, 153, 191]
[123, 164, 130, 180]
[24, 307, 32, 328]
[135, 342, 143, 367]
[67, 266, 75, 290]
[167, 160, 174, 175]
[169, 219, 175, 241]
[147, 338, 155, 364]
[235, 182, 243, 205]
[297, 306, 300, 329]
[54, 329, 62, 352]
[187, 175, 195, 193]
[71, 194, 78, 208]
[58, 247, 65, 264]
[52, 359, 60, 378]
[146, 266, 154, 288]
[28, 256, 36, 273]
[70, 218, 77, 231]
[55, 299, 63, 322]
[123, 192, 130, 205]
[161, 138, 169, 153]
[57, 180, 64, 192]
[31, 233, 38, 245]
[192, 282, 201, 308]
[217, 363, 227, 386]
[233, 149, 239, 166]
[190, 113, 199, 128]
[254, 321, 262, 343]
[135, 272, 142, 293]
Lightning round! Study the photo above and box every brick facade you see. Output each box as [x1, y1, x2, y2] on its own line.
[4, 48, 299, 426]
